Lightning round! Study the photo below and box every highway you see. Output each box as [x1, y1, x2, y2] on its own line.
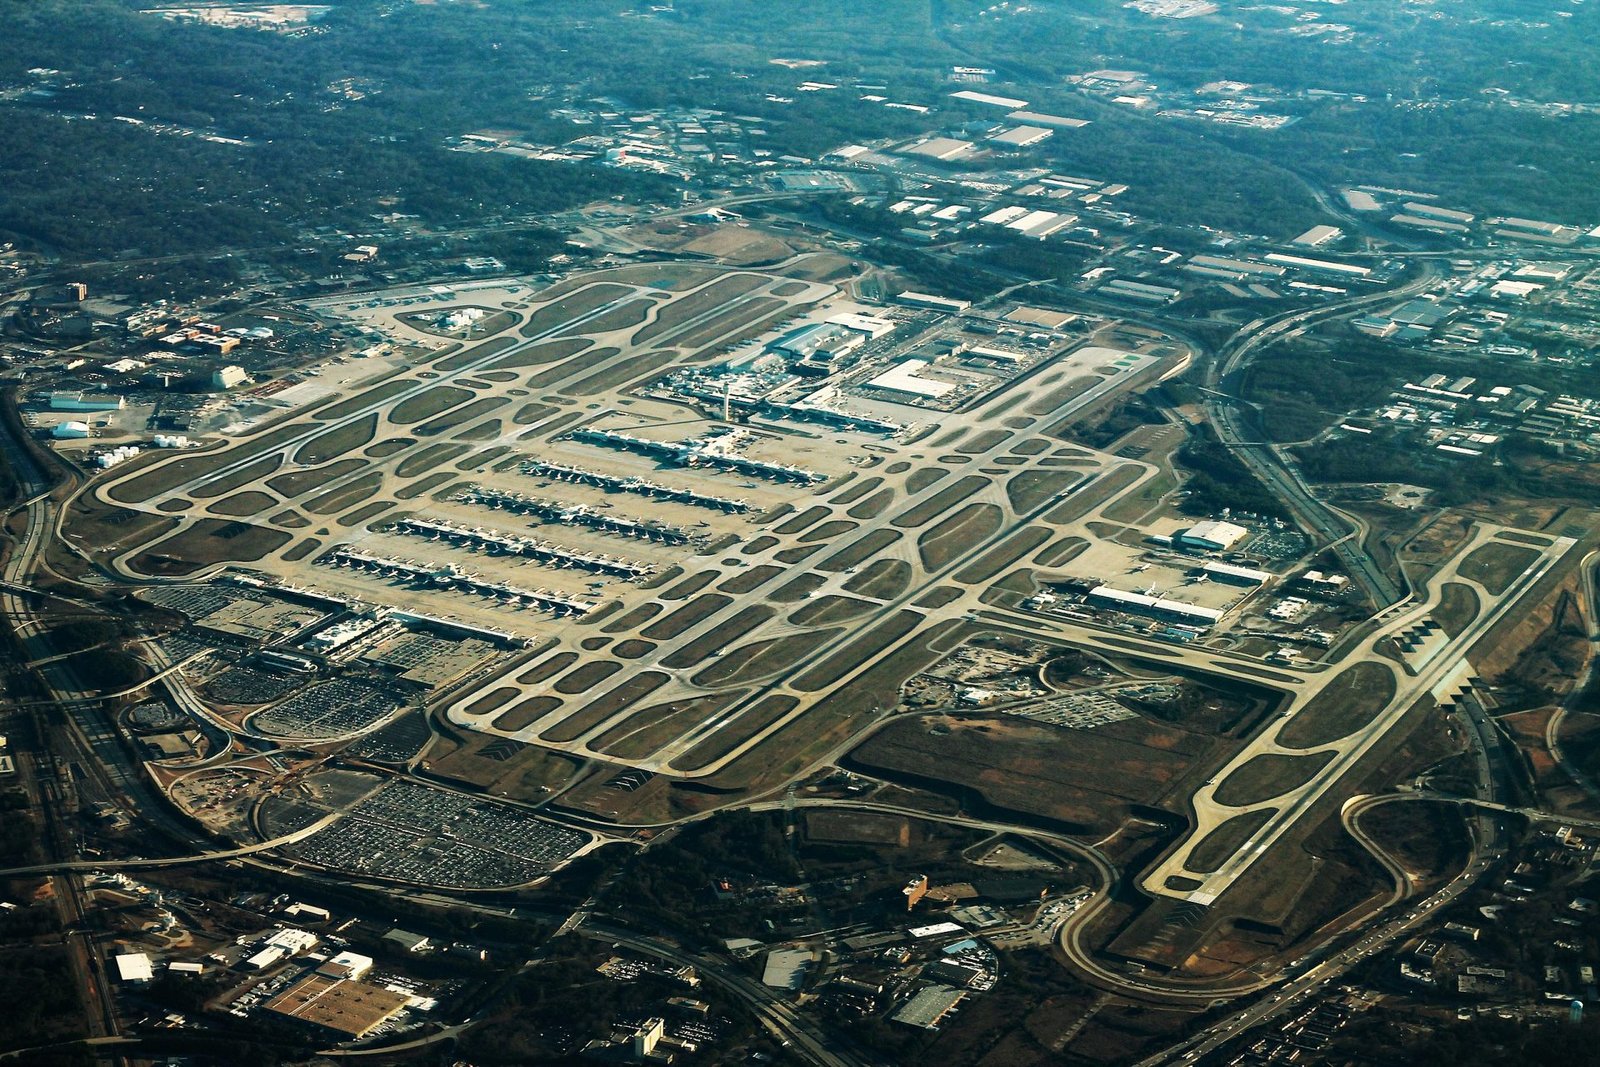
[1199, 262, 1447, 609]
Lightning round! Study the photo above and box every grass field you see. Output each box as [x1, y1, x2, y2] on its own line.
[775, 506, 830, 535]
[486, 337, 591, 371]
[846, 488, 896, 520]
[600, 603, 662, 634]
[1434, 582, 1480, 638]
[282, 537, 321, 562]
[337, 501, 394, 528]
[553, 660, 623, 694]
[1042, 462, 1143, 525]
[515, 651, 580, 684]
[539, 671, 670, 744]
[844, 558, 911, 599]
[1184, 808, 1276, 875]
[1026, 375, 1099, 416]
[525, 346, 621, 389]
[394, 443, 471, 478]
[1034, 537, 1089, 568]
[632, 274, 766, 344]
[772, 572, 828, 601]
[661, 605, 776, 668]
[414, 396, 509, 436]
[129, 519, 291, 576]
[1212, 751, 1335, 807]
[314, 378, 412, 422]
[1005, 469, 1079, 513]
[364, 437, 414, 458]
[559, 350, 676, 398]
[719, 564, 783, 594]
[563, 298, 656, 338]
[850, 708, 1220, 838]
[491, 696, 563, 732]
[393, 471, 458, 500]
[669, 694, 800, 773]
[593, 691, 750, 761]
[206, 491, 276, 517]
[389, 386, 473, 425]
[295, 412, 379, 465]
[953, 526, 1052, 585]
[671, 297, 786, 351]
[690, 628, 841, 687]
[892, 475, 988, 529]
[660, 570, 719, 600]
[957, 429, 1011, 454]
[816, 529, 901, 572]
[800, 519, 858, 543]
[1458, 542, 1541, 596]
[266, 459, 367, 498]
[304, 473, 383, 516]
[642, 593, 734, 640]
[919, 503, 1002, 570]
[188, 456, 286, 500]
[790, 595, 874, 627]
[430, 333, 516, 371]
[793, 610, 923, 693]
[1277, 662, 1397, 749]
[518, 283, 633, 337]
[830, 475, 881, 505]
[905, 467, 948, 494]
[1101, 467, 1176, 524]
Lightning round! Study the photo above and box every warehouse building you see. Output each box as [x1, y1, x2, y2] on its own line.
[1086, 586, 1226, 628]
[1177, 520, 1249, 552]
[1201, 561, 1273, 586]
[896, 291, 971, 314]
[46, 391, 123, 412]
[263, 974, 410, 1042]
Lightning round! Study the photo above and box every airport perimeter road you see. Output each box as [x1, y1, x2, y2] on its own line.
[1141, 796, 1508, 1067]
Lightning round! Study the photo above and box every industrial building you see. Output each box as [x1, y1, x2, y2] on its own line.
[114, 952, 154, 984]
[51, 421, 91, 439]
[45, 391, 123, 412]
[892, 984, 968, 1029]
[263, 973, 410, 1041]
[1086, 585, 1226, 627]
[1200, 561, 1272, 586]
[212, 365, 249, 390]
[988, 124, 1053, 148]
[865, 359, 957, 399]
[895, 291, 971, 314]
[1292, 225, 1343, 247]
[1177, 520, 1249, 552]
[899, 136, 976, 162]
[767, 321, 867, 361]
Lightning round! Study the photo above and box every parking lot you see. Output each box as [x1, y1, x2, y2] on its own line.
[278, 775, 589, 889]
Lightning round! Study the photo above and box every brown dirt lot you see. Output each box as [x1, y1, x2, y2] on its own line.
[128, 520, 292, 576]
[850, 712, 1226, 837]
